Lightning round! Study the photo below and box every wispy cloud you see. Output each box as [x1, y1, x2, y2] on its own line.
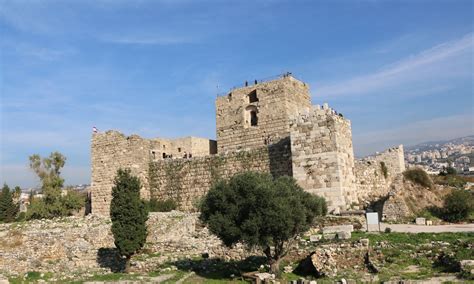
[315, 33, 473, 98]
[99, 34, 196, 45]
[353, 113, 474, 157]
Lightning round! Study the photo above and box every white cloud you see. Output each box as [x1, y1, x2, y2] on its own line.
[353, 113, 474, 157]
[100, 34, 195, 45]
[315, 33, 473, 98]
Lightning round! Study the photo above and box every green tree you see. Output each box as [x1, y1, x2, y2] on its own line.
[443, 190, 474, 222]
[29, 152, 66, 203]
[110, 169, 148, 272]
[0, 184, 18, 222]
[200, 172, 327, 274]
[27, 152, 84, 219]
[13, 186, 21, 199]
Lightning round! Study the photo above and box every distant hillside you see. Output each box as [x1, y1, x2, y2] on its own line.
[406, 135, 474, 152]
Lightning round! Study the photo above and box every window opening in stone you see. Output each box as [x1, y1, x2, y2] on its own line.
[178, 147, 181, 152]
[163, 153, 166, 159]
[248, 90, 258, 103]
[151, 151, 156, 159]
[250, 110, 258, 126]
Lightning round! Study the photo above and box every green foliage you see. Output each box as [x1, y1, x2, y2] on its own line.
[110, 168, 148, 272]
[403, 168, 433, 188]
[380, 162, 388, 179]
[433, 174, 467, 189]
[200, 172, 327, 274]
[27, 152, 86, 219]
[26, 190, 86, 220]
[442, 190, 474, 222]
[0, 184, 19, 222]
[439, 166, 457, 176]
[145, 198, 177, 212]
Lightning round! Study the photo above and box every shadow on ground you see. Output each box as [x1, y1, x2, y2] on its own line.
[97, 247, 126, 273]
[171, 256, 267, 280]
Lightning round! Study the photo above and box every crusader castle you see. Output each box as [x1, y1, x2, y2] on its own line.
[91, 74, 405, 216]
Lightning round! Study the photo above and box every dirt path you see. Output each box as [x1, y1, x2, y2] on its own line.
[380, 223, 474, 233]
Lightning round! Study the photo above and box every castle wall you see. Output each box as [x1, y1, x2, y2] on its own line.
[91, 131, 217, 216]
[91, 131, 152, 216]
[353, 145, 406, 204]
[215, 75, 311, 153]
[148, 139, 292, 211]
[290, 105, 356, 213]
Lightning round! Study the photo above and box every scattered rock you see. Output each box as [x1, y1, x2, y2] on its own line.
[310, 234, 322, 242]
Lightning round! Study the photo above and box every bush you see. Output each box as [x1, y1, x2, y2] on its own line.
[433, 175, 467, 189]
[145, 198, 177, 212]
[384, 227, 392, 233]
[439, 166, 457, 176]
[26, 190, 86, 220]
[442, 190, 474, 222]
[403, 168, 433, 188]
[200, 172, 327, 274]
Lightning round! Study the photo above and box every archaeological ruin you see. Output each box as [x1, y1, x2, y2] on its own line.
[91, 74, 405, 216]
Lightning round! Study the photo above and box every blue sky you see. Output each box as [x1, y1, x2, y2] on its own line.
[0, 0, 473, 188]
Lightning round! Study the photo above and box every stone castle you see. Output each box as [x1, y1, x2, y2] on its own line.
[91, 74, 405, 216]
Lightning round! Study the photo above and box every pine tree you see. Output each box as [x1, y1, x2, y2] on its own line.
[110, 169, 148, 272]
[0, 184, 18, 222]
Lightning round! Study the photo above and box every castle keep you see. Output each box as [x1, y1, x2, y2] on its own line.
[91, 74, 405, 216]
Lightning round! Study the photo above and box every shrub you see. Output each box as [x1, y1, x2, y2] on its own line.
[434, 175, 467, 189]
[145, 198, 177, 212]
[442, 190, 474, 222]
[110, 169, 148, 273]
[403, 168, 433, 188]
[200, 172, 327, 274]
[26, 190, 86, 220]
[439, 166, 457, 176]
[384, 227, 392, 233]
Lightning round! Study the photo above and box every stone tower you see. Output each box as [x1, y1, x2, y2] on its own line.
[215, 74, 312, 153]
[290, 105, 357, 213]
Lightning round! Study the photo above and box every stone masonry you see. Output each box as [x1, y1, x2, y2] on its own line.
[290, 105, 357, 212]
[91, 74, 406, 215]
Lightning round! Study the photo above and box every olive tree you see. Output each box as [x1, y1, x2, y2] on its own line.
[200, 172, 327, 274]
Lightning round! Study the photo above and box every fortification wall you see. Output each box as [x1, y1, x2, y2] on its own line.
[91, 131, 218, 216]
[354, 145, 406, 205]
[290, 104, 356, 213]
[91, 131, 152, 216]
[215, 76, 311, 153]
[149, 139, 292, 211]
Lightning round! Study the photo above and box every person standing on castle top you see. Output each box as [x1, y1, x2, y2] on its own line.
[92, 126, 98, 133]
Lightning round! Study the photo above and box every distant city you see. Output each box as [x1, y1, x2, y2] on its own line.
[405, 136, 474, 175]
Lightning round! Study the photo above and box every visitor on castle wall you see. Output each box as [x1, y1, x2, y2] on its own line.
[92, 126, 98, 133]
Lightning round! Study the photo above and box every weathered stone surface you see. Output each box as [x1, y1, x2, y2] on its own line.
[322, 225, 354, 234]
[309, 235, 322, 242]
[0, 212, 259, 277]
[290, 105, 357, 213]
[336, 231, 351, 240]
[415, 218, 426, 225]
